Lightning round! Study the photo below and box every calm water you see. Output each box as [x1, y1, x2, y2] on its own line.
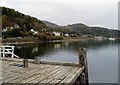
[14, 39, 119, 83]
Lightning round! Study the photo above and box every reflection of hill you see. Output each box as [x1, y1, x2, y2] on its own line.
[65, 39, 119, 50]
[14, 40, 119, 59]
[15, 42, 62, 59]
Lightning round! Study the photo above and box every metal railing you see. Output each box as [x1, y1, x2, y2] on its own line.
[0, 46, 19, 58]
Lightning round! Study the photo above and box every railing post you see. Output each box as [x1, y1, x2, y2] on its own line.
[11, 46, 14, 58]
[0, 47, 1, 57]
[3, 47, 5, 58]
[78, 48, 89, 85]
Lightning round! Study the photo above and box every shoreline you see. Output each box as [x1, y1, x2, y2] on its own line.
[2, 37, 119, 45]
[2, 38, 82, 45]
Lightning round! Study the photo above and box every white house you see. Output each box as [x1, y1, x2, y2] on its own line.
[52, 32, 61, 36]
[2, 25, 19, 33]
[10, 27, 14, 30]
[95, 36, 102, 40]
[64, 34, 69, 37]
[31, 29, 38, 34]
[41, 28, 47, 32]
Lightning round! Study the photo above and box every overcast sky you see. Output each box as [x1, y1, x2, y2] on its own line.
[0, 0, 119, 29]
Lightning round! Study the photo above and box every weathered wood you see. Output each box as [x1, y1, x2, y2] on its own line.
[9, 65, 55, 83]
[78, 48, 86, 66]
[39, 66, 69, 84]
[40, 60, 80, 67]
[48, 67, 76, 84]
[19, 65, 61, 83]
[58, 66, 84, 85]
[78, 48, 89, 84]
[2, 66, 23, 77]
[23, 59, 28, 67]
[29, 66, 64, 83]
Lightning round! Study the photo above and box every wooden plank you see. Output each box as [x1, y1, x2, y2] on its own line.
[2, 64, 52, 83]
[40, 60, 80, 67]
[58, 66, 84, 85]
[49, 67, 72, 80]
[2, 63, 46, 80]
[19, 65, 61, 83]
[1, 62, 23, 77]
[1, 72, 20, 83]
[39, 66, 69, 83]
[2, 67, 23, 77]
[24, 65, 62, 83]
[40, 66, 74, 84]
[8, 63, 47, 74]
[2, 62, 39, 77]
[7, 65, 54, 83]
[49, 67, 77, 84]
[1, 58, 34, 64]
[2, 61, 19, 68]
[28, 65, 64, 83]
[3, 62, 23, 70]
[1, 58, 23, 63]
[2, 60, 51, 78]
[57, 68, 79, 85]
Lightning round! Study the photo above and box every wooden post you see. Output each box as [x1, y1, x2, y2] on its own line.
[34, 57, 39, 64]
[78, 48, 89, 85]
[79, 73, 86, 85]
[23, 59, 28, 67]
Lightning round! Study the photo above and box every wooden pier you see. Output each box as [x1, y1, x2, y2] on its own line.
[0, 48, 89, 85]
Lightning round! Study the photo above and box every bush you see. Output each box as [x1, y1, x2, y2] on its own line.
[50, 36, 63, 40]
[37, 33, 49, 41]
[37, 33, 63, 41]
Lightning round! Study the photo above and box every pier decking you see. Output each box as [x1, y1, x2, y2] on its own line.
[0, 48, 89, 85]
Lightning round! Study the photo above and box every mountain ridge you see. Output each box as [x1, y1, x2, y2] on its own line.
[43, 20, 119, 38]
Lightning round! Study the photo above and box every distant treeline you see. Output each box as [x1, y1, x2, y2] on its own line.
[43, 21, 120, 38]
[1, 7, 120, 39]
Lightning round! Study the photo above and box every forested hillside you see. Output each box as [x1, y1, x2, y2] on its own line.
[2, 7, 120, 39]
[2, 7, 46, 38]
[43, 21, 120, 38]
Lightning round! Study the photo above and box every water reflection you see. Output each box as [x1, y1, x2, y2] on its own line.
[15, 39, 119, 60]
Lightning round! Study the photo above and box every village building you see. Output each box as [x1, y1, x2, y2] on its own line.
[52, 32, 61, 36]
[30, 29, 38, 34]
[64, 34, 69, 37]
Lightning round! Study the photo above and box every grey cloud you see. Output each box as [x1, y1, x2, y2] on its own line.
[1, 1, 118, 29]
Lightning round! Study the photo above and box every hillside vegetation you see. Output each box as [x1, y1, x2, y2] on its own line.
[2, 7, 46, 38]
[2, 7, 120, 41]
[43, 21, 120, 38]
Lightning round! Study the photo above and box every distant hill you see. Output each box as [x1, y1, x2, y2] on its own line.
[42, 20, 60, 29]
[2, 7, 46, 38]
[2, 7, 120, 38]
[43, 21, 120, 38]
